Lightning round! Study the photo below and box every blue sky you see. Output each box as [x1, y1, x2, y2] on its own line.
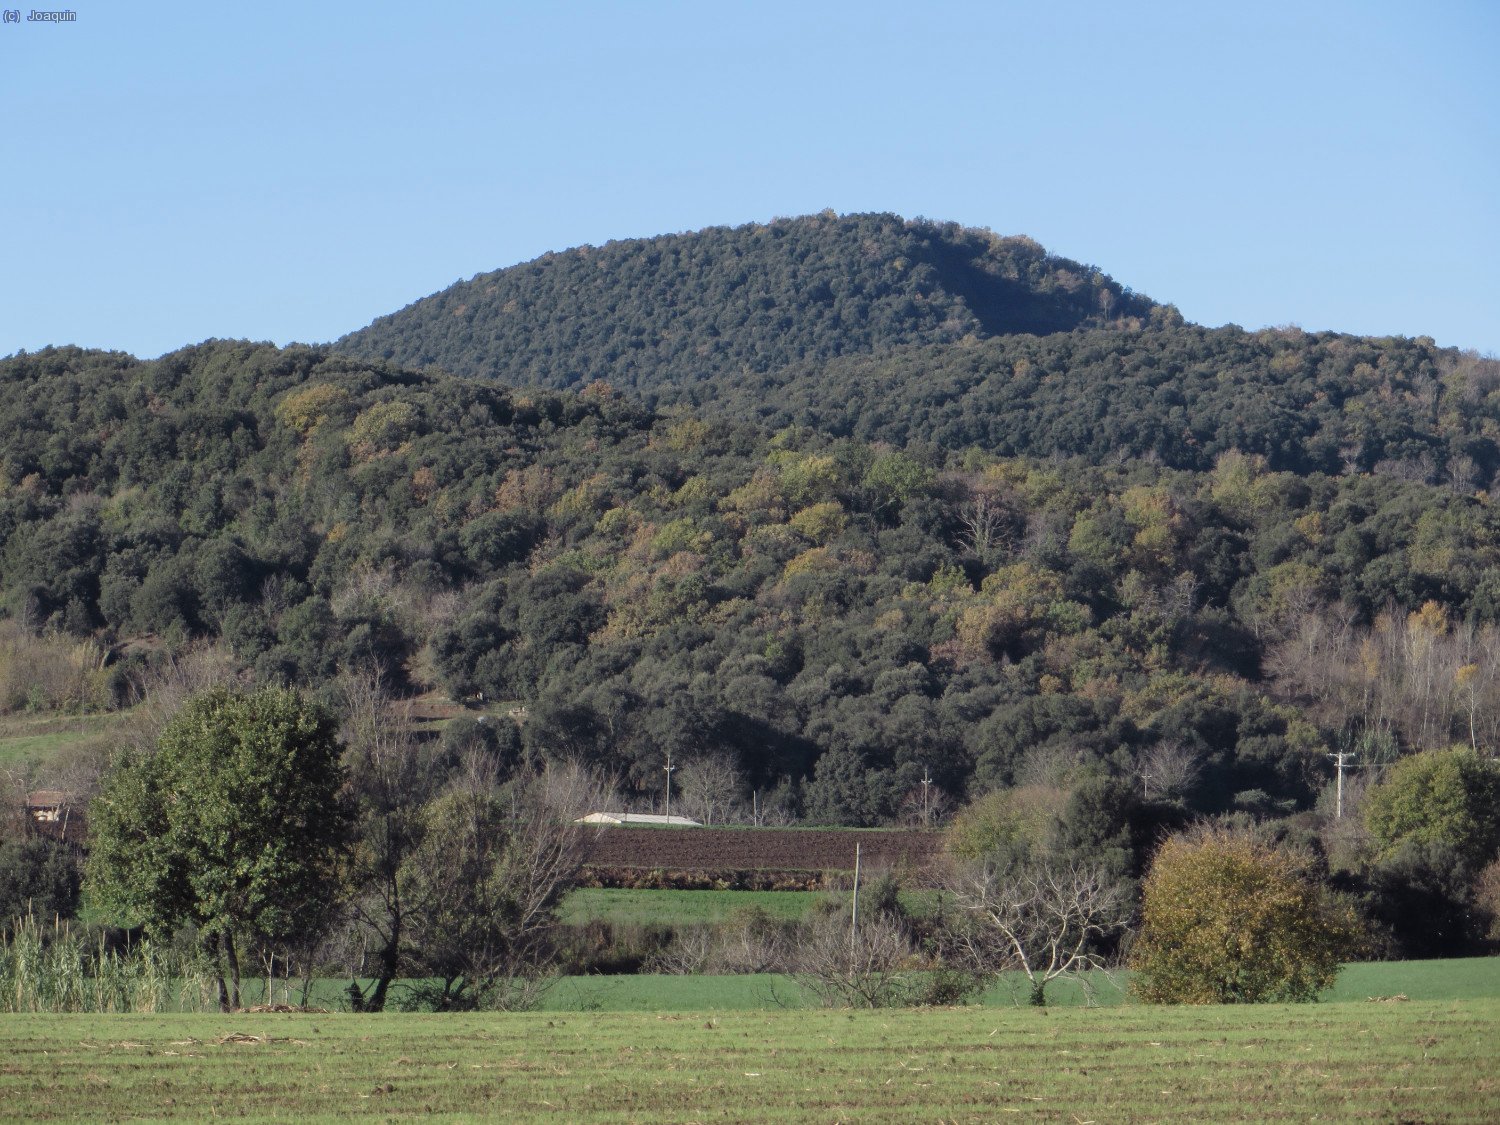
[3, 1, 1497, 359]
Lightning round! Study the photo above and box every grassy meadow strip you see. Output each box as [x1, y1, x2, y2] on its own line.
[538, 957, 1500, 1013]
[6, 905, 1497, 1016]
[557, 886, 946, 927]
[0, 1000, 1495, 1123]
[0, 710, 125, 770]
[1325, 957, 1500, 1003]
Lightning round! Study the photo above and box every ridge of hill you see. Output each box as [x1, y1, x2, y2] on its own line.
[656, 324, 1500, 478]
[333, 211, 1158, 392]
[333, 212, 1500, 485]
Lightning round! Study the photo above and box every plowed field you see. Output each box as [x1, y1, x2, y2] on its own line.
[579, 825, 945, 884]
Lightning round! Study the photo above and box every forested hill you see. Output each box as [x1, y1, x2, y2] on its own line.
[333, 212, 1158, 392]
[333, 212, 1498, 483]
[7, 342, 1500, 834]
[654, 325, 1500, 478]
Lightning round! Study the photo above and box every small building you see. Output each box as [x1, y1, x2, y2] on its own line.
[24, 789, 82, 844]
[573, 812, 702, 827]
[26, 789, 72, 823]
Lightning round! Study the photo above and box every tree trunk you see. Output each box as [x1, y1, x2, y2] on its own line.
[1028, 979, 1047, 1007]
[224, 927, 242, 1011]
[206, 930, 230, 1013]
[367, 913, 401, 1014]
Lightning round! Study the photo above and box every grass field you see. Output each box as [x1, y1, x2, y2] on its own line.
[558, 886, 944, 927]
[0, 710, 126, 771]
[2, 1000, 1495, 1122]
[258, 957, 1496, 1014]
[558, 887, 825, 926]
[537, 957, 1500, 1013]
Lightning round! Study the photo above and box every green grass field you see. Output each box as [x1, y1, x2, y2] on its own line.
[558, 887, 824, 926]
[2, 1000, 1495, 1122]
[537, 957, 1500, 1013]
[0, 710, 126, 771]
[558, 886, 944, 927]
[262, 957, 1497, 1014]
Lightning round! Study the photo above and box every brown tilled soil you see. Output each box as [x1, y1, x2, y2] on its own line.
[577, 826, 946, 886]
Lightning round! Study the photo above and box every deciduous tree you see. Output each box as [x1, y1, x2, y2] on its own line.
[1130, 826, 1362, 1004]
[1363, 747, 1500, 869]
[950, 855, 1130, 1006]
[86, 686, 352, 1010]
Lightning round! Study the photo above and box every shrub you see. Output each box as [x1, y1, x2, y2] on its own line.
[1131, 826, 1362, 1004]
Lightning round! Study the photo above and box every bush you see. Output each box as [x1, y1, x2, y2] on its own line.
[0, 838, 81, 927]
[1130, 826, 1362, 1004]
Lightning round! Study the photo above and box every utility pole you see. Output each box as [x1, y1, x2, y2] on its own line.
[919, 765, 933, 828]
[850, 841, 862, 956]
[663, 750, 676, 822]
[1328, 751, 1356, 819]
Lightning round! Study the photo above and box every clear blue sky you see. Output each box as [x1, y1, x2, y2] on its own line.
[3, 1, 1497, 359]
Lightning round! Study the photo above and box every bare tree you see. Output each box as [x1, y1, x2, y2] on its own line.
[675, 753, 743, 826]
[1013, 743, 1090, 789]
[651, 913, 793, 976]
[1338, 441, 1363, 476]
[120, 642, 240, 751]
[1447, 454, 1479, 496]
[398, 760, 606, 1011]
[1130, 740, 1202, 802]
[950, 856, 1131, 1006]
[897, 776, 953, 828]
[958, 490, 1008, 562]
[648, 927, 717, 975]
[748, 783, 798, 827]
[790, 909, 921, 1008]
[338, 666, 442, 1012]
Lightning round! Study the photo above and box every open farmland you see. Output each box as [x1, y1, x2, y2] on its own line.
[538, 955, 1500, 1012]
[557, 886, 944, 927]
[2, 1000, 1495, 1122]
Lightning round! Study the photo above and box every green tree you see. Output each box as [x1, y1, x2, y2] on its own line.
[0, 837, 81, 928]
[86, 686, 352, 1010]
[1363, 747, 1500, 869]
[945, 784, 1068, 862]
[1130, 827, 1361, 1004]
[396, 762, 598, 1011]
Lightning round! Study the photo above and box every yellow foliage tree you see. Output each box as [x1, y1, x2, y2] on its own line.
[1131, 827, 1361, 1004]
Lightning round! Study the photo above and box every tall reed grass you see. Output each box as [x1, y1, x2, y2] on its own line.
[0, 913, 216, 1013]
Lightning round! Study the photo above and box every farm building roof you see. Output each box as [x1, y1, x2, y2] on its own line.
[574, 812, 702, 827]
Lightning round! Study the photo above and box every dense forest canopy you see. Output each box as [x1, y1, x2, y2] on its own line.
[655, 325, 1499, 480]
[335, 211, 1498, 484]
[334, 212, 1158, 393]
[5, 331, 1500, 835]
[10, 199, 1500, 962]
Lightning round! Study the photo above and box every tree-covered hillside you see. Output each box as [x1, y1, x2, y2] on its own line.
[334, 212, 1499, 487]
[334, 212, 1157, 392]
[657, 325, 1500, 480]
[7, 341, 1500, 839]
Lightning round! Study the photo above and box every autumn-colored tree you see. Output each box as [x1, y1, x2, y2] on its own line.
[1130, 827, 1362, 1004]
